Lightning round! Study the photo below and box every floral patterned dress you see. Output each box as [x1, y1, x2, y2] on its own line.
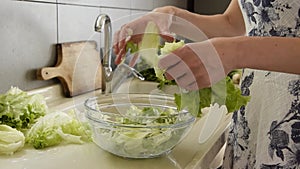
[222, 0, 300, 168]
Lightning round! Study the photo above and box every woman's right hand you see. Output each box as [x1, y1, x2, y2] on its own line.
[113, 6, 177, 65]
[158, 37, 238, 90]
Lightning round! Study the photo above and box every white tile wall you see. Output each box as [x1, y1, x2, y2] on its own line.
[131, 0, 153, 10]
[24, 0, 57, 3]
[99, 0, 131, 8]
[57, 4, 100, 43]
[130, 10, 148, 21]
[0, 0, 57, 93]
[0, 0, 188, 93]
[100, 8, 131, 36]
[58, 0, 100, 6]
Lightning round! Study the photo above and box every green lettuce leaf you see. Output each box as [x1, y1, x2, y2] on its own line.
[175, 77, 250, 117]
[160, 40, 185, 55]
[0, 124, 25, 155]
[0, 87, 48, 131]
[26, 111, 92, 149]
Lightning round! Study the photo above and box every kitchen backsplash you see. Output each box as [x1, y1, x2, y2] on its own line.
[0, 0, 186, 93]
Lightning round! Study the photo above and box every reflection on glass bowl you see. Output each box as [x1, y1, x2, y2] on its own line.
[84, 93, 195, 159]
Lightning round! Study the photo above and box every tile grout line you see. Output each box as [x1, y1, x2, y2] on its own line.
[14, 0, 152, 43]
[56, 0, 59, 43]
[15, 0, 151, 12]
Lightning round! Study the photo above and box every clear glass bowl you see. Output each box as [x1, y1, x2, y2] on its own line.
[84, 93, 195, 159]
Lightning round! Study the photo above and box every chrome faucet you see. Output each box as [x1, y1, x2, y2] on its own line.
[94, 14, 144, 94]
[94, 14, 113, 94]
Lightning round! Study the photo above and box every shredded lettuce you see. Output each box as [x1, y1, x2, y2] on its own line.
[93, 106, 192, 158]
[26, 111, 92, 149]
[160, 40, 185, 55]
[0, 87, 47, 131]
[0, 124, 25, 155]
[119, 106, 178, 125]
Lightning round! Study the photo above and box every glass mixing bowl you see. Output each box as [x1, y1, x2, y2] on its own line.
[84, 93, 195, 159]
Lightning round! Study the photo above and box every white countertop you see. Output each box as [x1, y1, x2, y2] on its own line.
[0, 84, 231, 169]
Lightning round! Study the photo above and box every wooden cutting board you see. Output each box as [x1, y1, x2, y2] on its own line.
[37, 41, 103, 97]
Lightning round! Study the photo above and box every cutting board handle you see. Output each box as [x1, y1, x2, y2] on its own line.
[37, 41, 102, 97]
[37, 67, 61, 80]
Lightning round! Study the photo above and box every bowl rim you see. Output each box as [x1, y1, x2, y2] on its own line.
[84, 93, 196, 128]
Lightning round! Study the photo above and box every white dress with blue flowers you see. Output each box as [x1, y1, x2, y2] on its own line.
[222, 0, 300, 168]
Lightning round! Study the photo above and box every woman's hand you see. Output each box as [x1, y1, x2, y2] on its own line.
[113, 6, 177, 65]
[158, 37, 238, 90]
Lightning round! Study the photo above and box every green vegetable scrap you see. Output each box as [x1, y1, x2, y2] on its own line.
[120, 106, 178, 125]
[0, 124, 25, 155]
[126, 23, 182, 89]
[0, 87, 47, 131]
[160, 40, 185, 55]
[125, 22, 251, 117]
[26, 111, 92, 149]
[138, 68, 177, 89]
[175, 77, 250, 117]
[126, 41, 139, 54]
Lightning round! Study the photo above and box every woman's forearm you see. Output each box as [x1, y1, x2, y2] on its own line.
[235, 36, 300, 74]
[154, 1, 245, 40]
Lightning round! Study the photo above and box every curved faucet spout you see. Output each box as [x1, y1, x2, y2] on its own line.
[94, 14, 113, 93]
[94, 14, 145, 94]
